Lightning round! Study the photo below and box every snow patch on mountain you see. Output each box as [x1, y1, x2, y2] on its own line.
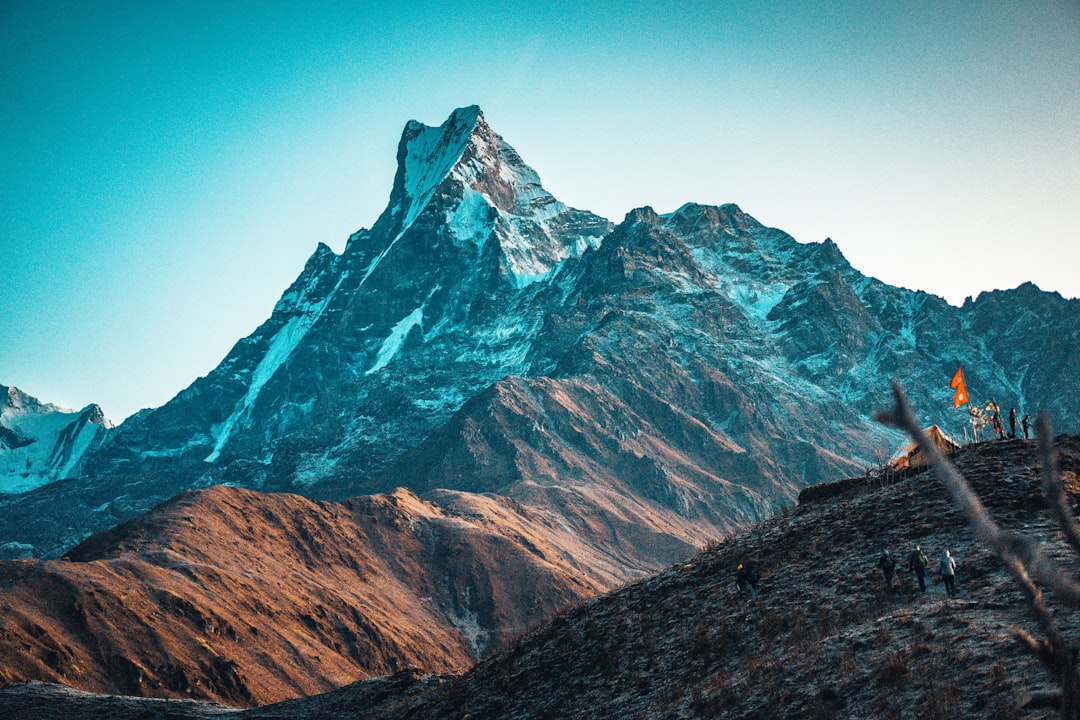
[141, 436, 213, 459]
[509, 269, 554, 289]
[898, 292, 921, 347]
[206, 272, 349, 463]
[449, 188, 495, 247]
[367, 304, 426, 375]
[726, 282, 789, 324]
[439, 108, 606, 283]
[400, 105, 481, 231]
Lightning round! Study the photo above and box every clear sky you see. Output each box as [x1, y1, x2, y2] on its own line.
[2, 1, 1078, 423]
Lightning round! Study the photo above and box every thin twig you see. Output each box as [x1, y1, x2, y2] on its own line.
[1038, 413, 1080, 558]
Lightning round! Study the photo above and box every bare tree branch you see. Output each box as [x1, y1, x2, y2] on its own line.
[1038, 413, 1080, 558]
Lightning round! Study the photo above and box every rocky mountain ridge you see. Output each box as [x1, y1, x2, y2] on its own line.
[3, 106, 1078, 564]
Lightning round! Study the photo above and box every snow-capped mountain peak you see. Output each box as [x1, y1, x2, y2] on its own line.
[3, 106, 1077, 564]
[392, 105, 484, 232]
[0, 385, 112, 495]
[374, 106, 611, 284]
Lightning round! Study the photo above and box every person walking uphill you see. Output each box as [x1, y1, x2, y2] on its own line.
[877, 550, 896, 590]
[940, 549, 957, 597]
[908, 545, 929, 592]
[735, 562, 758, 599]
[736, 563, 749, 595]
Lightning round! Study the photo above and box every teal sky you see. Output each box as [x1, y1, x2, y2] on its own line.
[3, 1, 1079, 423]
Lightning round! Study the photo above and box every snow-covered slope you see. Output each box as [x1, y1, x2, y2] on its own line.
[0, 386, 112, 495]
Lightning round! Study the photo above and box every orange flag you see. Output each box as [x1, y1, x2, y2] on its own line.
[950, 367, 968, 408]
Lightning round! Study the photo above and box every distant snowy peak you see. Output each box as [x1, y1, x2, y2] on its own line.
[378, 106, 612, 284]
[1, 385, 113, 429]
[0, 385, 112, 494]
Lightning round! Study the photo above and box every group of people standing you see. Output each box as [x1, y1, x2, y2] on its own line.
[877, 545, 957, 596]
[1007, 407, 1032, 440]
[985, 406, 1031, 441]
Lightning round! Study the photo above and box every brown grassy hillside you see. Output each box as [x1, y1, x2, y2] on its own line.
[342, 436, 1080, 720]
[0, 484, 608, 706]
[2, 435, 1078, 719]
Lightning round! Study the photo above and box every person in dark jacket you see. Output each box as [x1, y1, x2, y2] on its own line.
[736, 563, 749, 594]
[1009, 408, 1018, 439]
[908, 545, 928, 592]
[877, 550, 896, 590]
[1023, 414, 1031, 440]
[735, 562, 759, 599]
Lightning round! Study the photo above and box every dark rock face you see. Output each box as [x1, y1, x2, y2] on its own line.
[2, 105, 1078, 565]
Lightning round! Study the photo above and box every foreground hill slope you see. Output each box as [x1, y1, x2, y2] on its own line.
[344, 435, 1080, 720]
[4, 434, 1079, 719]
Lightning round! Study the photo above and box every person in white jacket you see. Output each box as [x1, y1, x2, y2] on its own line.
[939, 549, 957, 596]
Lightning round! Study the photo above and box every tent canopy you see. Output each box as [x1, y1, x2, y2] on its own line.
[888, 425, 960, 470]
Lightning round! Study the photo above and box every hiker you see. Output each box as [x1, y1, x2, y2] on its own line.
[939, 549, 957, 597]
[877, 549, 896, 590]
[1009, 408, 1018, 439]
[735, 562, 758, 599]
[1023, 414, 1031, 440]
[992, 413, 1004, 440]
[908, 545, 929, 592]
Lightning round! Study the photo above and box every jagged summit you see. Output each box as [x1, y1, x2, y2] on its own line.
[355, 106, 610, 285]
[387, 105, 485, 234]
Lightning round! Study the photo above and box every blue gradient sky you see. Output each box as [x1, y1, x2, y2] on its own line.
[3, 1, 1078, 423]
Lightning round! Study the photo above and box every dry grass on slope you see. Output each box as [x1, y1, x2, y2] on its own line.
[354, 436, 1080, 720]
[2, 436, 1077, 720]
[0, 484, 606, 708]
